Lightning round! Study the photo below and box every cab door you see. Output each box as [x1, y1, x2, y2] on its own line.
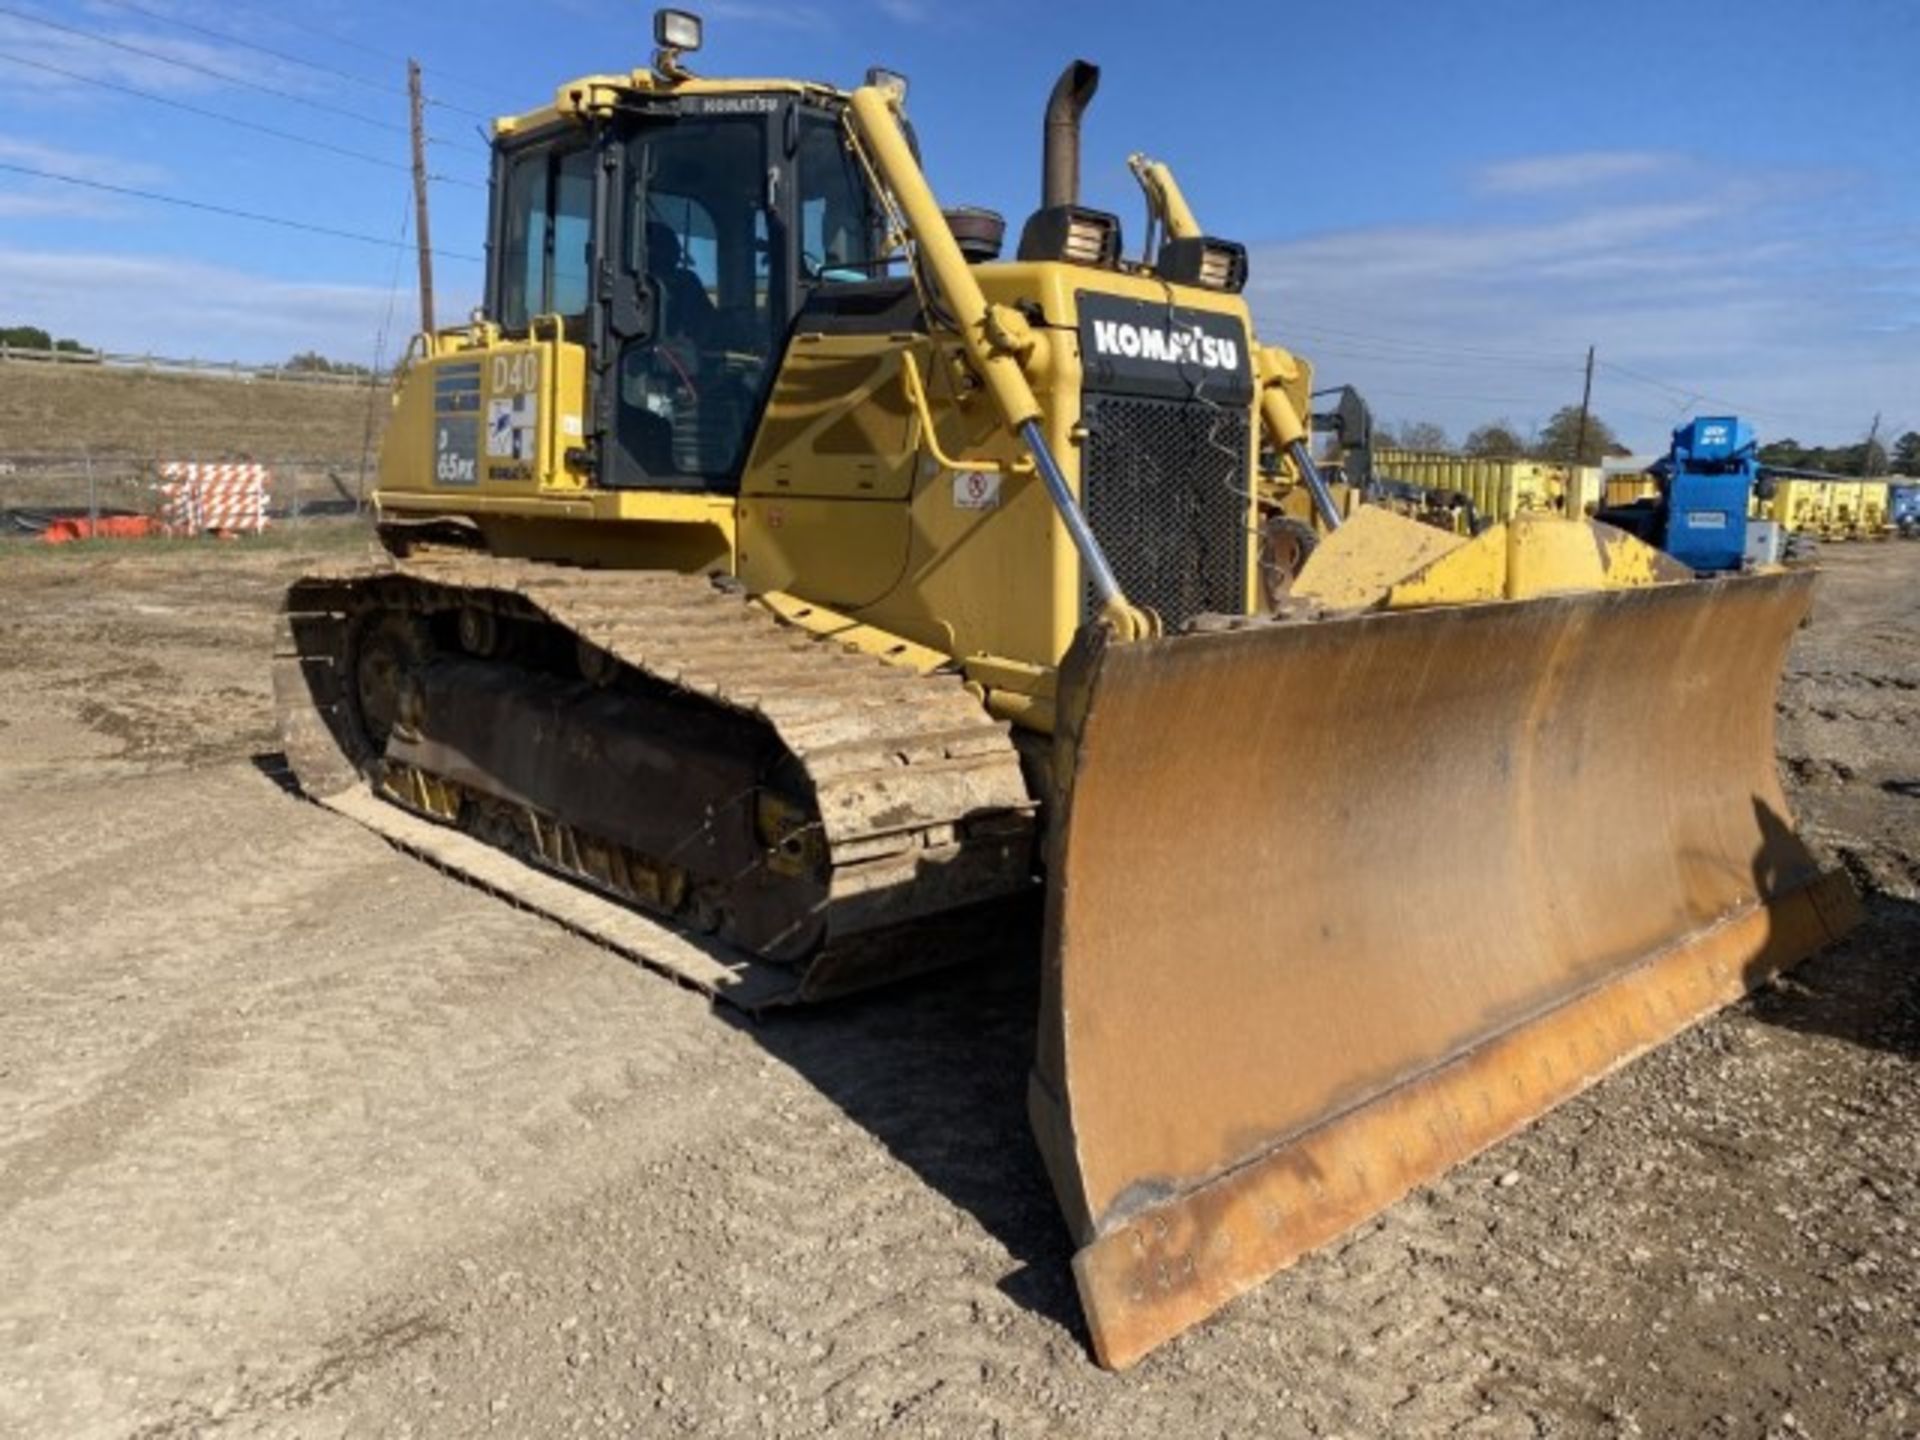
[597, 102, 790, 491]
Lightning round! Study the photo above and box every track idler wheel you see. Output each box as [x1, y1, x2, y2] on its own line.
[349, 609, 429, 755]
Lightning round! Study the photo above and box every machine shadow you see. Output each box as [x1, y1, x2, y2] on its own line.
[723, 925, 1088, 1338]
[251, 750, 300, 794]
[1744, 798, 1920, 1060]
[1746, 890, 1920, 1060]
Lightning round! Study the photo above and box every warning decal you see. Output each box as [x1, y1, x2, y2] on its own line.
[953, 471, 1001, 510]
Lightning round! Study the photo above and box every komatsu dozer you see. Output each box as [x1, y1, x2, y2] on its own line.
[276, 11, 1860, 1368]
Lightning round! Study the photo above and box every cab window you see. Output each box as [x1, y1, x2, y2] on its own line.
[497, 145, 593, 333]
[796, 113, 888, 281]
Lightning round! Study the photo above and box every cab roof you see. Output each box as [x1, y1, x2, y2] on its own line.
[494, 71, 849, 141]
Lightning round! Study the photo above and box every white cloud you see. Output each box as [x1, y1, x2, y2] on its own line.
[1255, 200, 1726, 285]
[0, 8, 333, 104]
[698, 1, 833, 29]
[0, 191, 117, 218]
[702, 0, 925, 27]
[0, 248, 477, 364]
[0, 133, 165, 185]
[1248, 166, 1918, 449]
[0, 133, 167, 219]
[1477, 150, 1677, 195]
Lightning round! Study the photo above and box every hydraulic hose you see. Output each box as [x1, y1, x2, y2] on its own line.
[1020, 419, 1125, 610]
[1287, 439, 1344, 532]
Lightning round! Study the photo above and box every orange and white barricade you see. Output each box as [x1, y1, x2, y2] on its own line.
[157, 462, 271, 535]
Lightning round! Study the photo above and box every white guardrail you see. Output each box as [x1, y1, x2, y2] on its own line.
[0, 342, 390, 388]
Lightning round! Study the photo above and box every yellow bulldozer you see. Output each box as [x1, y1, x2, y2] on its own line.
[276, 11, 1859, 1369]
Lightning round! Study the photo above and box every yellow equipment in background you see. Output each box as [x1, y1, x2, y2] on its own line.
[1829, 479, 1894, 538]
[1372, 449, 1589, 521]
[1760, 477, 1896, 539]
[275, 12, 1857, 1368]
[1858, 480, 1895, 537]
[1769, 477, 1832, 534]
[1606, 468, 1662, 508]
[1826, 481, 1865, 538]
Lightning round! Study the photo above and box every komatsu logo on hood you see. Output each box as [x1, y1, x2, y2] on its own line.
[1076, 292, 1253, 401]
[1089, 318, 1240, 372]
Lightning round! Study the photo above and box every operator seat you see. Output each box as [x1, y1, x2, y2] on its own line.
[646, 221, 716, 346]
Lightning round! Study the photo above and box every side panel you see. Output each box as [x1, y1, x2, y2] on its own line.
[737, 496, 913, 610]
[377, 336, 590, 503]
[741, 334, 920, 500]
[737, 331, 916, 609]
[885, 334, 1066, 668]
[735, 307, 1070, 671]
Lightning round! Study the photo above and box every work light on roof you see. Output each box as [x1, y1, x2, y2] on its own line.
[864, 66, 908, 103]
[654, 8, 703, 53]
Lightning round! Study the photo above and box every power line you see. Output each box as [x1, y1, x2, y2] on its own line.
[0, 50, 482, 189]
[1257, 302, 1865, 435]
[1594, 357, 1870, 434]
[87, 0, 496, 122]
[1593, 359, 1831, 429]
[0, 5, 399, 135]
[359, 189, 415, 502]
[243, 6, 513, 105]
[1278, 335, 1584, 377]
[1253, 311, 1575, 368]
[0, 5, 484, 153]
[1261, 300, 1575, 363]
[1357, 385, 1561, 407]
[0, 159, 483, 262]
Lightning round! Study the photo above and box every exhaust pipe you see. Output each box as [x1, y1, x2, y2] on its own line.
[1042, 60, 1100, 210]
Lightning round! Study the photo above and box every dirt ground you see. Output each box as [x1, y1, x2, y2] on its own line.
[0, 530, 1913, 1440]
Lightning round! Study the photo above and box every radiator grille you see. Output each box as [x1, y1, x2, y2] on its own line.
[1081, 395, 1251, 629]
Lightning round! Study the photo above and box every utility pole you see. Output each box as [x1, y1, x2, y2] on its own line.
[407, 59, 435, 337]
[1862, 412, 1882, 475]
[1572, 344, 1595, 466]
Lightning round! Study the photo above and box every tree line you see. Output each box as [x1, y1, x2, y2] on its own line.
[1376, 407, 1634, 467]
[4, 323, 371, 377]
[1758, 433, 1919, 478]
[0, 324, 88, 353]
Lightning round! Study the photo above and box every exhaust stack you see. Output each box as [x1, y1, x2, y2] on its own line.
[1042, 60, 1100, 209]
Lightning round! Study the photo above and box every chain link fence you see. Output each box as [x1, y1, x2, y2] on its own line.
[0, 452, 372, 537]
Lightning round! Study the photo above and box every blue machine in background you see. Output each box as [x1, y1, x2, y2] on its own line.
[1599, 415, 1779, 573]
[1892, 483, 1920, 537]
[1654, 416, 1764, 572]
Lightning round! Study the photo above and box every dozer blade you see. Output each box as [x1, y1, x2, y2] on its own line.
[1030, 567, 1860, 1369]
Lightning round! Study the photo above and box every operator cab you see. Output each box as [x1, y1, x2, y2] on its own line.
[486, 29, 891, 492]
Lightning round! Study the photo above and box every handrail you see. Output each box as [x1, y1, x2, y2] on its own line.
[897, 350, 1028, 476]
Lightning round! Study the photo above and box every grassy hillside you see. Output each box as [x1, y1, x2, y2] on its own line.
[0, 360, 387, 466]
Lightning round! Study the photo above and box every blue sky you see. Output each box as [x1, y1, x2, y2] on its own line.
[0, 0, 1912, 451]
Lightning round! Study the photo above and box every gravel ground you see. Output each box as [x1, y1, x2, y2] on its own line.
[0, 530, 1913, 1439]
